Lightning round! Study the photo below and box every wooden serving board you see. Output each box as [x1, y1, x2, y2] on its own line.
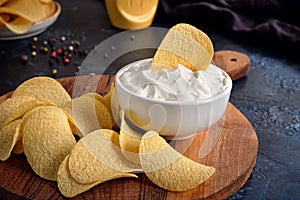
[0, 75, 258, 200]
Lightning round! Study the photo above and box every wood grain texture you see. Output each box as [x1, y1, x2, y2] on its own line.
[213, 50, 250, 80]
[0, 75, 258, 199]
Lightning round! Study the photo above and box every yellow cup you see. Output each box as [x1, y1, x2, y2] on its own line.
[105, 0, 159, 30]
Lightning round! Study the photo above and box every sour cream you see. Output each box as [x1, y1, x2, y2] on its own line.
[118, 59, 230, 102]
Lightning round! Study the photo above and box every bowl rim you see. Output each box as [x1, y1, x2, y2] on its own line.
[115, 58, 233, 106]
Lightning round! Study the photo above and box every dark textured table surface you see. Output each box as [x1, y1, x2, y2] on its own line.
[0, 0, 299, 199]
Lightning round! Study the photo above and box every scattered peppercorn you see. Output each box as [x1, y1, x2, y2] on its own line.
[67, 53, 72, 59]
[49, 38, 56, 44]
[71, 40, 80, 47]
[57, 48, 63, 55]
[63, 57, 70, 64]
[60, 36, 66, 42]
[31, 45, 37, 50]
[50, 51, 57, 58]
[21, 55, 29, 64]
[52, 68, 58, 75]
[27, 35, 89, 75]
[31, 51, 37, 57]
[62, 46, 68, 52]
[68, 45, 74, 51]
[33, 37, 38, 42]
[42, 47, 48, 53]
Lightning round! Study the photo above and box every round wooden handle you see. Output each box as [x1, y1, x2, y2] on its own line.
[213, 50, 250, 80]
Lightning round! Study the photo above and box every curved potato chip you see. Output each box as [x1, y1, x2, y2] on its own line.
[152, 23, 214, 71]
[40, 1, 56, 21]
[66, 95, 113, 137]
[119, 112, 142, 165]
[140, 131, 215, 191]
[103, 83, 115, 111]
[0, 95, 36, 128]
[0, 119, 21, 161]
[11, 106, 50, 155]
[0, 15, 32, 34]
[0, 13, 10, 28]
[57, 154, 103, 198]
[4, 99, 56, 126]
[0, 0, 9, 6]
[0, 0, 44, 22]
[82, 84, 116, 125]
[68, 129, 140, 184]
[12, 76, 71, 108]
[22, 106, 76, 181]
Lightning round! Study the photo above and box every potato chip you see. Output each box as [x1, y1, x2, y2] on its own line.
[83, 84, 116, 124]
[119, 112, 142, 165]
[0, 13, 11, 22]
[81, 92, 114, 121]
[0, 0, 57, 33]
[22, 106, 76, 181]
[139, 131, 215, 191]
[103, 83, 115, 111]
[11, 106, 49, 155]
[0, 0, 9, 6]
[63, 110, 79, 136]
[65, 94, 113, 137]
[0, 15, 32, 34]
[40, 0, 56, 21]
[68, 129, 140, 184]
[4, 99, 56, 126]
[110, 86, 121, 124]
[12, 139, 23, 154]
[40, 0, 53, 3]
[152, 23, 214, 71]
[57, 154, 103, 198]
[0, 119, 21, 161]
[4, 103, 57, 154]
[0, 0, 44, 22]
[12, 76, 71, 108]
[0, 95, 35, 128]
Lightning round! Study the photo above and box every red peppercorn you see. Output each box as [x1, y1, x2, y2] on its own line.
[57, 48, 63, 55]
[50, 51, 57, 58]
[67, 53, 72, 59]
[21, 55, 29, 64]
[63, 57, 70, 64]
[31, 45, 37, 50]
[49, 38, 56, 44]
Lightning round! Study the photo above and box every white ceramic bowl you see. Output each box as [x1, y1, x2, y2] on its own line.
[114, 59, 232, 140]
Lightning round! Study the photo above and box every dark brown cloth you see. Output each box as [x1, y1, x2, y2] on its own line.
[159, 0, 300, 57]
